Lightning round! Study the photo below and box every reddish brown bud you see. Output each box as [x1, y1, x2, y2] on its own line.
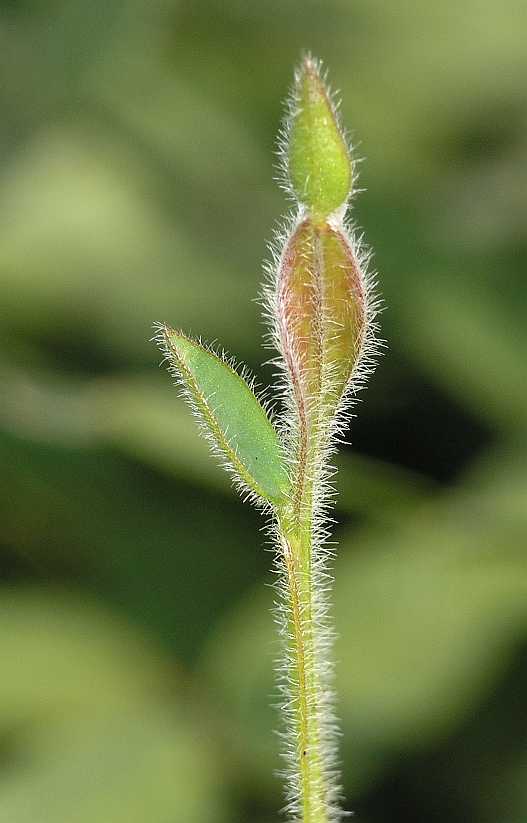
[277, 217, 366, 421]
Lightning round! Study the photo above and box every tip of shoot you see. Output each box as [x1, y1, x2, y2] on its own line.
[287, 55, 352, 219]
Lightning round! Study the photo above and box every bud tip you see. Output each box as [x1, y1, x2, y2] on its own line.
[287, 54, 352, 219]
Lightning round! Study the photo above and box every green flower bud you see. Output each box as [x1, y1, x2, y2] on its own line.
[287, 56, 352, 219]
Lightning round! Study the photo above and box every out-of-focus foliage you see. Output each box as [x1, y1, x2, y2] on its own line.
[0, 2, 525, 821]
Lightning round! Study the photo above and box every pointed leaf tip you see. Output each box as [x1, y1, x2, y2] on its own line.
[287, 55, 352, 218]
[160, 326, 290, 507]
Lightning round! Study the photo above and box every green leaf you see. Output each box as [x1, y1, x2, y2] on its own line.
[158, 326, 290, 506]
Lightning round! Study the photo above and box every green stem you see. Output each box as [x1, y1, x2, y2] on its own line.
[278, 419, 330, 822]
[278, 509, 328, 823]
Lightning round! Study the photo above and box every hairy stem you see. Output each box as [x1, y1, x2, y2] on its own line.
[277, 396, 333, 822]
[278, 511, 328, 823]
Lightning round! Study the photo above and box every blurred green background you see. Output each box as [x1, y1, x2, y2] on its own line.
[1, 1, 526, 821]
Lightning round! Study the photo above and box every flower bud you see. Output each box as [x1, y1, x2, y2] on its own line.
[287, 56, 352, 219]
[278, 217, 365, 418]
